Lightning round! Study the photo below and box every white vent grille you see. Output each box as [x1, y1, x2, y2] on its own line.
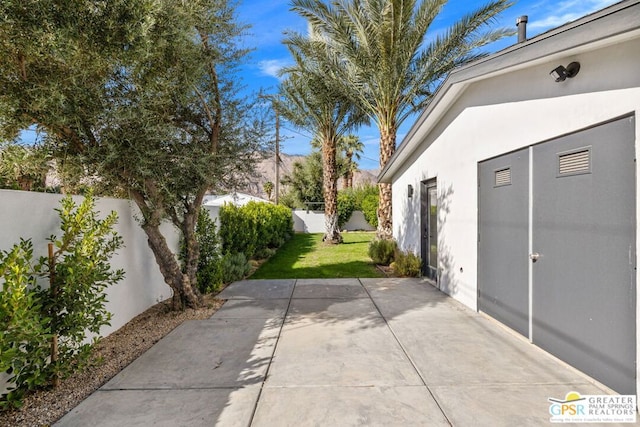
[558, 148, 591, 176]
[495, 168, 511, 186]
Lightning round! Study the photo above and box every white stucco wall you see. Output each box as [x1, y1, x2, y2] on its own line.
[391, 37, 640, 312]
[292, 210, 375, 233]
[0, 190, 176, 335]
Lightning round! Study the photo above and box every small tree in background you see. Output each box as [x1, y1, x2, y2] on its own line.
[0, 142, 50, 191]
[263, 181, 274, 201]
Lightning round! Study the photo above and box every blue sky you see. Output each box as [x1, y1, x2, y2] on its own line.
[235, 0, 619, 170]
[16, 0, 619, 170]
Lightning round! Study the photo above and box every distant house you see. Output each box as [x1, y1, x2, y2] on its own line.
[379, 0, 640, 395]
[203, 192, 270, 207]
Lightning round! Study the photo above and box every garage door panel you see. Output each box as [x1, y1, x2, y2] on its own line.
[532, 116, 636, 395]
[478, 149, 529, 337]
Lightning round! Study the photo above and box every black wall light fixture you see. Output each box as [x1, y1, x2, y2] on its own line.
[408, 184, 414, 199]
[550, 62, 580, 82]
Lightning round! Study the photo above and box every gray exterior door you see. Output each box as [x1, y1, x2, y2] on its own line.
[478, 115, 636, 394]
[478, 148, 530, 337]
[532, 116, 636, 395]
[421, 180, 438, 281]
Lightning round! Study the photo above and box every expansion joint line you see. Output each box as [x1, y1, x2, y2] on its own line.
[358, 278, 453, 427]
[247, 279, 297, 426]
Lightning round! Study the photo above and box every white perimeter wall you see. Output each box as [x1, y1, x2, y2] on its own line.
[391, 37, 640, 311]
[0, 190, 176, 336]
[292, 210, 375, 233]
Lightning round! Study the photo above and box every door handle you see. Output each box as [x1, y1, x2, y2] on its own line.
[529, 252, 540, 262]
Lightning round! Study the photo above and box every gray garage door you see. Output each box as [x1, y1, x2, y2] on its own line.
[478, 148, 529, 337]
[478, 116, 636, 394]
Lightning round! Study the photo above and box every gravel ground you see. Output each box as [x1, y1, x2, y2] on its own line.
[0, 295, 224, 427]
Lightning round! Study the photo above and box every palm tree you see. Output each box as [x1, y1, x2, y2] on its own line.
[339, 134, 363, 188]
[292, 0, 513, 238]
[263, 181, 274, 200]
[276, 32, 367, 243]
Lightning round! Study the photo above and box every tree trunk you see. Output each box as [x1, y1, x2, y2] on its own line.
[142, 222, 202, 309]
[377, 125, 396, 239]
[322, 135, 342, 244]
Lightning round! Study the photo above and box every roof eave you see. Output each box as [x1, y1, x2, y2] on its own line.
[378, 0, 640, 183]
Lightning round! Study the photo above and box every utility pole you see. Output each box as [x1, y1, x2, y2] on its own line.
[274, 106, 280, 204]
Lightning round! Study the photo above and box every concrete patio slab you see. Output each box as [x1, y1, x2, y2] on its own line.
[292, 279, 368, 299]
[55, 277, 638, 426]
[253, 386, 449, 426]
[55, 386, 260, 427]
[267, 302, 422, 386]
[383, 304, 585, 386]
[211, 298, 289, 320]
[216, 279, 295, 300]
[286, 296, 379, 320]
[102, 318, 279, 389]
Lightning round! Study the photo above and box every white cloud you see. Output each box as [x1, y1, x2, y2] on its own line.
[528, 0, 618, 30]
[258, 59, 290, 78]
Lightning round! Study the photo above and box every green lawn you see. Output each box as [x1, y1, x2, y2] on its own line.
[251, 232, 384, 279]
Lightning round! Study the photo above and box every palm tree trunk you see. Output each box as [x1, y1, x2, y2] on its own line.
[377, 125, 396, 239]
[322, 136, 342, 244]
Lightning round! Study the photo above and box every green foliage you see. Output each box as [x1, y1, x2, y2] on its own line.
[361, 193, 379, 228]
[281, 152, 325, 209]
[189, 209, 221, 294]
[0, 142, 51, 191]
[0, 0, 272, 308]
[263, 181, 274, 200]
[337, 191, 356, 227]
[391, 249, 422, 277]
[219, 201, 293, 259]
[0, 192, 124, 409]
[219, 204, 258, 258]
[0, 240, 50, 409]
[40, 191, 125, 381]
[368, 238, 397, 265]
[219, 252, 251, 283]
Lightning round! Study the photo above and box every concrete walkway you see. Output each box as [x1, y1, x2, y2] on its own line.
[56, 278, 631, 426]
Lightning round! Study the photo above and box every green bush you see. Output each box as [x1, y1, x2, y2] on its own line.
[40, 191, 125, 382]
[0, 240, 50, 409]
[360, 193, 379, 228]
[391, 249, 422, 277]
[219, 201, 293, 259]
[368, 238, 397, 265]
[220, 252, 250, 283]
[337, 191, 356, 227]
[191, 209, 221, 294]
[1, 192, 124, 409]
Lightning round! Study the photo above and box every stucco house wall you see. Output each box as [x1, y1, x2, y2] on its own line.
[391, 37, 640, 309]
[380, 0, 640, 395]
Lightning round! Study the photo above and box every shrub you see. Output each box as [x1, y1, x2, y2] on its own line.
[337, 191, 356, 227]
[219, 203, 258, 258]
[219, 252, 250, 283]
[391, 249, 422, 277]
[191, 209, 221, 294]
[361, 193, 379, 228]
[219, 201, 293, 259]
[40, 191, 125, 382]
[0, 240, 50, 409]
[368, 238, 397, 265]
[1, 192, 124, 409]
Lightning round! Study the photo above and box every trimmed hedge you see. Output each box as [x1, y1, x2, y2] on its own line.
[219, 201, 293, 259]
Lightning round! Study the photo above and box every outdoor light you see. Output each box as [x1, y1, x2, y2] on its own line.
[408, 184, 414, 199]
[550, 62, 580, 82]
